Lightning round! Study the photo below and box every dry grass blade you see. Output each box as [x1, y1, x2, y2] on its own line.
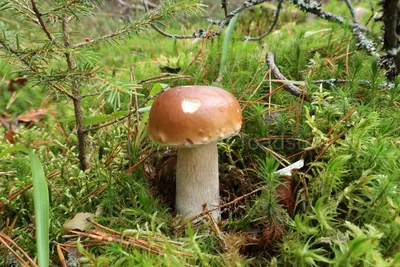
[125, 152, 152, 174]
[69, 230, 164, 255]
[203, 205, 229, 251]
[86, 217, 121, 235]
[0, 170, 60, 211]
[138, 73, 192, 85]
[176, 185, 269, 230]
[69, 226, 194, 258]
[0, 233, 37, 267]
[56, 244, 67, 267]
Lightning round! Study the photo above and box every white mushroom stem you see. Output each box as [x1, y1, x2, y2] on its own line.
[176, 142, 220, 220]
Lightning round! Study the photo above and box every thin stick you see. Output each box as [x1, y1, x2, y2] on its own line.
[253, 139, 290, 166]
[69, 230, 163, 255]
[45, 177, 62, 197]
[266, 52, 309, 100]
[133, 71, 141, 150]
[138, 73, 191, 85]
[268, 67, 272, 117]
[127, 68, 135, 167]
[0, 171, 60, 210]
[346, 40, 351, 78]
[207, 0, 269, 38]
[176, 185, 269, 229]
[84, 74, 188, 134]
[344, 0, 358, 23]
[0, 233, 36, 267]
[221, 0, 228, 17]
[245, 0, 284, 41]
[0, 39, 76, 99]
[125, 152, 152, 174]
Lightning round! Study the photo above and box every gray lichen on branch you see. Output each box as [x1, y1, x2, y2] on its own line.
[293, 0, 379, 58]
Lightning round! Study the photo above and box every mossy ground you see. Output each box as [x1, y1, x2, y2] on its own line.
[1, 1, 400, 266]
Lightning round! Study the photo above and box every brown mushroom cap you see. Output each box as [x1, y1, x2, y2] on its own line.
[148, 85, 242, 147]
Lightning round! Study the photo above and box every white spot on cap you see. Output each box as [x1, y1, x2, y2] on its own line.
[182, 99, 201, 113]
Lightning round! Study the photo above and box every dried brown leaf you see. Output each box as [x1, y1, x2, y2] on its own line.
[63, 212, 96, 233]
[17, 108, 48, 123]
[1, 115, 18, 144]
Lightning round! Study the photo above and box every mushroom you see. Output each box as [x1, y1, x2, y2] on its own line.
[147, 85, 242, 220]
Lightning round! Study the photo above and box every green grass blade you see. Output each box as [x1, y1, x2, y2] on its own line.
[0, 145, 28, 157]
[30, 151, 49, 267]
[218, 15, 238, 80]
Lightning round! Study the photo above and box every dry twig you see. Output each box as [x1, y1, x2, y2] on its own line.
[245, 0, 284, 41]
[176, 185, 269, 230]
[266, 52, 310, 100]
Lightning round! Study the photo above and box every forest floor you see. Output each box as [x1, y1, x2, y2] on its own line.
[1, 0, 400, 266]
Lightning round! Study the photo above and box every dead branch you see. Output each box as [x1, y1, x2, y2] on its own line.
[144, 0, 269, 39]
[294, 0, 379, 58]
[382, 0, 400, 79]
[266, 52, 310, 101]
[344, 0, 359, 24]
[245, 0, 284, 41]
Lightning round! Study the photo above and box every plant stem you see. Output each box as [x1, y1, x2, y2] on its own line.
[62, 17, 87, 170]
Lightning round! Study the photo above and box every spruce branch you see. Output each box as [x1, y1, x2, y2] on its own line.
[30, 0, 62, 46]
[145, 0, 268, 39]
[6, 0, 37, 24]
[142, 0, 205, 39]
[207, 0, 269, 38]
[72, 0, 204, 47]
[0, 37, 76, 99]
[41, 0, 80, 16]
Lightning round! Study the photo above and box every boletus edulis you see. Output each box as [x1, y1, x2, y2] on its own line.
[147, 85, 242, 220]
